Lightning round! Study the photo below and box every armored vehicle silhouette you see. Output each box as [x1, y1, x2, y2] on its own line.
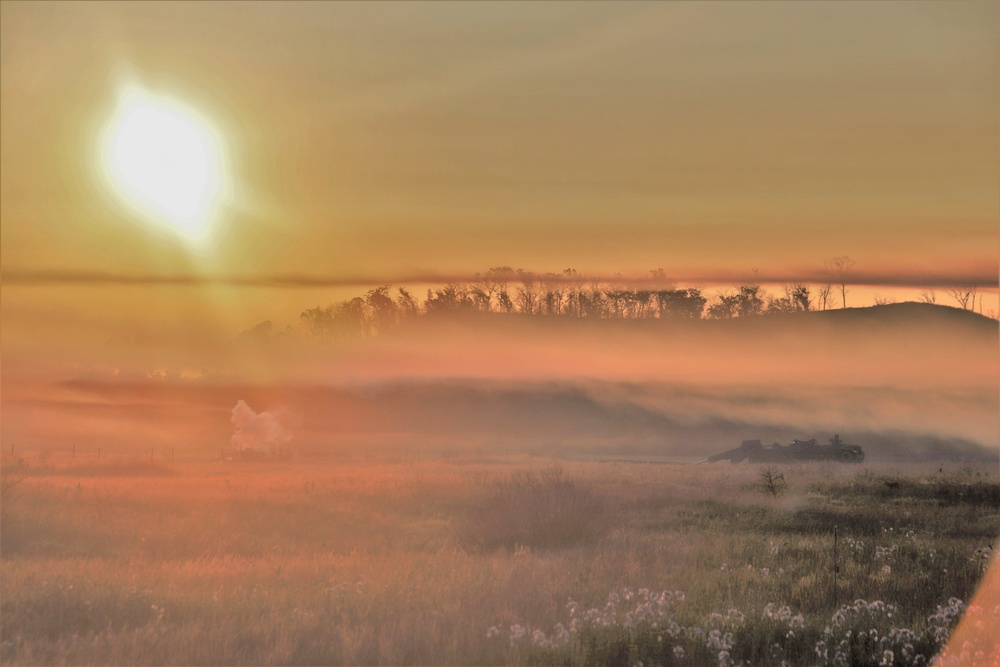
[701, 434, 864, 464]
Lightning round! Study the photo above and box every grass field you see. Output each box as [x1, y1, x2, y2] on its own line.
[1, 454, 997, 665]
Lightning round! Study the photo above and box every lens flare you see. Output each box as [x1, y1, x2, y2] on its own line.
[102, 87, 226, 242]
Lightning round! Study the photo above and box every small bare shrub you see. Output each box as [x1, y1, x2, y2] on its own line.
[457, 466, 611, 551]
[757, 467, 787, 498]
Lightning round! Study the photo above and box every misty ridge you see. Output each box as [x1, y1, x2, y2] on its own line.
[5, 263, 995, 461]
[226, 269, 997, 461]
[30, 282, 994, 462]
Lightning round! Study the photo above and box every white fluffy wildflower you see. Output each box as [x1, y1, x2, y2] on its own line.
[509, 623, 527, 644]
[815, 639, 828, 661]
[927, 598, 965, 644]
[875, 545, 898, 560]
[706, 629, 734, 652]
[971, 545, 993, 571]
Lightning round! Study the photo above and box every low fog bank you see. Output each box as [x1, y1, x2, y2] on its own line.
[272, 380, 999, 462]
[5, 378, 994, 463]
[1, 304, 996, 461]
[244, 302, 1000, 390]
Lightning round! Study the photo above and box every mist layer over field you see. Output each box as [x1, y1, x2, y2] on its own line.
[3, 303, 996, 461]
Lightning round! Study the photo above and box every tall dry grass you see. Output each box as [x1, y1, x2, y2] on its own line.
[1, 454, 996, 665]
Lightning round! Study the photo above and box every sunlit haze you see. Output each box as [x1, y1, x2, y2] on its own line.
[1, 3, 998, 664]
[2, 0, 998, 453]
[101, 87, 226, 242]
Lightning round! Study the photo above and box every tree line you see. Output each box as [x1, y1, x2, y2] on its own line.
[237, 258, 988, 343]
[290, 266, 819, 342]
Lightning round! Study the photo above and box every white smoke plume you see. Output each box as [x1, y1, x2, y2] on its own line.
[230, 400, 292, 453]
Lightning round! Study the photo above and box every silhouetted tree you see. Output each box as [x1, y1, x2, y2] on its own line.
[790, 284, 811, 311]
[707, 292, 739, 319]
[488, 266, 516, 313]
[765, 295, 796, 315]
[515, 270, 539, 315]
[708, 285, 764, 319]
[649, 268, 669, 284]
[655, 289, 706, 319]
[946, 286, 977, 311]
[426, 284, 476, 314]
[238, 320, 274, 342]
[469, 286, 492, 312]
[604, 289, 629, 318]
[828, 256, 856, 308]
[471, 274, 494, 312]
[340, 297, 368, 337]
[767, 284, 810, 314]
[579, 283, 608, 318]
[817, 283, 834, 311]
[736, 284, 765, 317]
[496, 289, 514, 313]
[396, 287, 420, 319]
[300, 305, 336, 341]
[563, 268, 582, 317]
[300, 298, 367, 341]
[540, 272, 565, 315]
[365, 286, 397, 334]
[637, 290, 657, 318]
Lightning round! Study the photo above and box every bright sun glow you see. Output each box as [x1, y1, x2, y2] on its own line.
[102, 88, 225, 241]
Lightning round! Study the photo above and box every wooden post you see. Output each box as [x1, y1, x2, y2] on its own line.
[97, 448, 101, 460]
[171, 447, 175, 463]
[72, 444, 75, 460]
[150, 448, 154, 462]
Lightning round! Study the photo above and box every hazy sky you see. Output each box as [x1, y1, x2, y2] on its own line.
[1, 2, 998, 455]
[2, 2, 998, 283]
[2, 3, 999, 350]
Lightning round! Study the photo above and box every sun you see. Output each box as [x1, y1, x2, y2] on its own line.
[102, 87, 226, 242]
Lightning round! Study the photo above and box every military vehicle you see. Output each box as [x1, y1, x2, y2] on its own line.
[700, 434, 864, 464]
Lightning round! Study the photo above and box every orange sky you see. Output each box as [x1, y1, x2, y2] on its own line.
[1, 2, 998, 418]
[3, 2, 998, 279]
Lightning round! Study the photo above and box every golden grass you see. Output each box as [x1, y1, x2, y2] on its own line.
[1, 455, 996, 665]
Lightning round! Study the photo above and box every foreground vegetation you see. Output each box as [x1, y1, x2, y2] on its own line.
[1, 454, 997, 665]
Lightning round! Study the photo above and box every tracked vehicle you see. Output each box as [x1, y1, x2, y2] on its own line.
[701, 434, 864, 464]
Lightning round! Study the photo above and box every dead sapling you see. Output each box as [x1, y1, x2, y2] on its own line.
[758, 467, 787, 498]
